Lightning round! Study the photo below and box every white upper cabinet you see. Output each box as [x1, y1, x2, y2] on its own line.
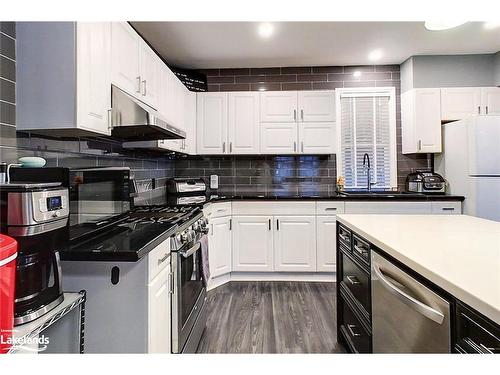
[273, 216, 316, 272]
[298, 90, 336, 122]
[197, 92, 228, 154]
[138, 40, 160, 108]
[481, 87, 500, 115]
[111, 22, 140, 96]
[260, 123, 298, 154]
[232, 216, 274, 272]
[441, 87, 482, 121]
[183, 90, 197, 155]
[76, 22, 112, 135]
[260, 91, 298, 122]
[401, 88, 442, 154]
[228, 92, 260, 154]
[208, 216, 232, 278]
[298, 122, 336, 154]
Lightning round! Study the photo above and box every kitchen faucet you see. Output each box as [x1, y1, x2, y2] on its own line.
[362, 153, 376, 192]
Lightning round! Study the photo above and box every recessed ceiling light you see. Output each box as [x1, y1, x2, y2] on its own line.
[257, 23, 274, 38]
[484, 22, 500, 30]
[424, 21, 467, 31]
[353, 71, 362, 78]
[368, 49, 383, 62]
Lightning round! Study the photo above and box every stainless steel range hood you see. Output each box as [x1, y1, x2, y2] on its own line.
[110, 85, 186, 141]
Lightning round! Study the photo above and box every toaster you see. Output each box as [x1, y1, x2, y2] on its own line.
[405, 171, 446, 194]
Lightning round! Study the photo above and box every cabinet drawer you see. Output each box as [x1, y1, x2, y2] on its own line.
[148, 241, 171, 282]
[341, 251, 371, 315]
[340, 295, 371, 353]
[352, 235, 371, 265]
[316, 201, 345, 215]
[455, 303, 500, 354]
[431, 201, 462, 215]
[232, 201, 315, 215]
[337, 224, 351, 249]
[207, 202, 232, 219]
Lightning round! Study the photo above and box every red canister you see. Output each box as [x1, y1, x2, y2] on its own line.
[0, 234, 17, 354]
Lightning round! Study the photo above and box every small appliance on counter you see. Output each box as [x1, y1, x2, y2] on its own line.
[405, 170, 446, 194]
[167, 178, 207, 206]
[0, 182, 68, 325]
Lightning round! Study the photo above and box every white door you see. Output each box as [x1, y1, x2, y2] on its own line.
[76, 22, 111, 135]
[274, 216, 316, 272]
[208, 216, 232, 278]
[260, 91, 298, 122]
[232, 216, 274, 272]
[316, 216, 337, 272]
[440, 87, 481, 120]
[197, 92, 228, 154]
[138, 40, 159, 108]
[228, 92, 260, 154]
[111, 22, 140, 96]
[414, 88, 442, 153]
[298, 90, 335, 122]
[298, 122, 335, 154]
[148, 265, 171, 353]
[481, 87, 500, 115]
[260, 123, 298, 154]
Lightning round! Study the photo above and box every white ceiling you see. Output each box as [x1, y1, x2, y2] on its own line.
[131, 21, 500, 69]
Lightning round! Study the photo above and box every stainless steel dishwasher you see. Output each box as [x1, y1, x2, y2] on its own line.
[371, 251, 451, 353]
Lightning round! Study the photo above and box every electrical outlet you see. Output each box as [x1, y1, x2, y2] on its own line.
[210, 175, 219, 190]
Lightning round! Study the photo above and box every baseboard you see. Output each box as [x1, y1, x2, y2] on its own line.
[207, 272, 335, 291]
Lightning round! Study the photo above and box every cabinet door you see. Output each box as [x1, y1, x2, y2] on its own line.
[441, 87, 481, 120]
[208, 216, 232, 278]
[316, 216, 337, 272]
[138, 40, 159, 108]
[232, 216, 274, 272]
[481, 87, 500, 115]
[148, 265, 171, 353]
[298, 122, 335, 154]
[197, 92, 228, 154]
[414, 89, 442, 153]
[274, 216, 316, 272]
[184, 90, 197, 155]
[298, 90, 335, 122]
[228, 92, 260, 154]
[76, 22, 112, 135]
[260, 91, 298, 122]
[111, 22, 140, 96]
[260, 123, 298, 154]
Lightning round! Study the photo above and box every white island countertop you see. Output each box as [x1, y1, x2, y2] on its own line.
[336, 214, 500, 324]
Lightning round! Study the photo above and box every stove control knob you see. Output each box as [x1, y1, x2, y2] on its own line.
[176, 233, 183, 243]
[181, 231, 189, 243]
[193, 222, 199, 231]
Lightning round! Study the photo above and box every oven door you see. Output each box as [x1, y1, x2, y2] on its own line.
[171, 239, 206, 353]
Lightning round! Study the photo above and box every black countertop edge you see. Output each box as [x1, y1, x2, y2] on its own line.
[60, 226, 176, 263]
[206, 194, 465, 202]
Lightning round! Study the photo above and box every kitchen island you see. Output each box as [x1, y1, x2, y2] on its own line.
[336, 214, 500, 353]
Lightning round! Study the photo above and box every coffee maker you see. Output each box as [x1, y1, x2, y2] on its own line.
[0, 182, 69, 325]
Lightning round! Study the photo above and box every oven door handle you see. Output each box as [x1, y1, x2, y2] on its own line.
[179, 242, 201, 258]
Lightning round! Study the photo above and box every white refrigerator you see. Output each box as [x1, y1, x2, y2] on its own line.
[441, 115, 500, 221]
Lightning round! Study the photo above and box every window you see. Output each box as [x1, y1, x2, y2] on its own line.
[336, 88, 397, 190]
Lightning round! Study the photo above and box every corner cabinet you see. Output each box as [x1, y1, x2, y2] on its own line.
[208, 216, 232, 278]
[17, 22, 112, 136]
[401, 88, 442, 154]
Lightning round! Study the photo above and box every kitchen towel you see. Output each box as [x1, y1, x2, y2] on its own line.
[200, 234, 210, 285]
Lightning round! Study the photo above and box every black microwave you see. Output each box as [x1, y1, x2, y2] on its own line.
[10, 167, 133, 227]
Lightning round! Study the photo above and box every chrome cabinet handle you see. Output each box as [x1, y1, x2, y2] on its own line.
[276, 219, 279, 231]
[169, 272, 174, 294]
[478, 106, 481, 114]
[157, 253, 169, 265]
[222, 142, 226, 153]
[372, 262, 445, 324]
[293, 109, 297, 121]
[301, 109, 304, 121]
[229, 142, 232, 153]
[325, 207, 337, 211]
[347, 324, 361, 337]
[418, 140, 422, 151]
[268, 218, 271, 231]
[346, 275, 361, 285]
[142, 80, 147, 96]
[229, 218, 232, 231]
[301, 141, 304, 153]
[293, 141, 297, 152]
[339, 233, 349, 242]
[486, 105, 489, 115]
[442, 207, 455, 211]
[179, 242, 201, 258]
[136, 76, 141, 93]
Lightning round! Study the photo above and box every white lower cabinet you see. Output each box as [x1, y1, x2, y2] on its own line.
[316, 216, 337, 272]
[232, 216, 274, 272]
[208, 216, 232, 278]
[274, 216, 316, 272]
[147, 264, 171, 354]
[431, 201, 462, 215]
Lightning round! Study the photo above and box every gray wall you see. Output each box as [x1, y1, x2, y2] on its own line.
[401, 54, 498, 92]
[0, 22, 174, 204]
[494, 52, 500, 87]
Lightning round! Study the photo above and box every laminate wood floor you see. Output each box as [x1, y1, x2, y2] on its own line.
[196, 281, 345, 354]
